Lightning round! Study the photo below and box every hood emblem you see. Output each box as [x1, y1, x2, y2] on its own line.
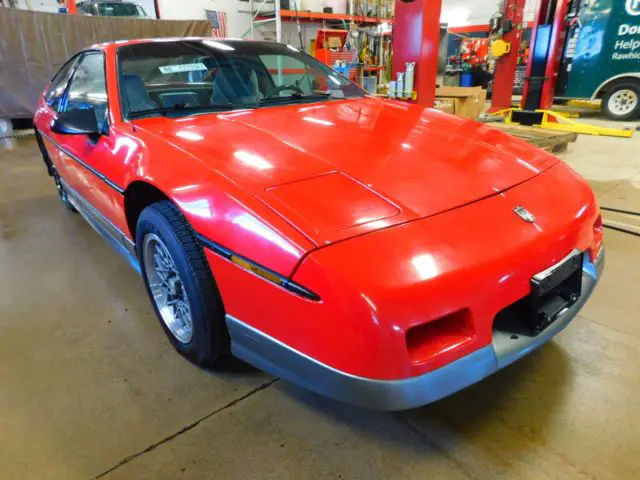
[514, 206, 535, 223]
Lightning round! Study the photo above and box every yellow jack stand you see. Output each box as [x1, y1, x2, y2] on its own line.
[510, 102, 580, 117]
[567, 99, 600, 110]
[491, 108, 634, 138]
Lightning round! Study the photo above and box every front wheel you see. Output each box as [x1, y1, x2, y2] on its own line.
[136, 201, 228, 366]
[34, 129, 77, 212]
[53, 174, 77, 213]
[602, 82, 640, 121]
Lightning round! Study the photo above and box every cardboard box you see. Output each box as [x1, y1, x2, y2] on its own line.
[433, 98, 455, 115]
[434, 86, 487, 120]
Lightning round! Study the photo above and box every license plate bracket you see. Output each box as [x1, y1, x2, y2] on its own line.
[527, 251, 583, 334]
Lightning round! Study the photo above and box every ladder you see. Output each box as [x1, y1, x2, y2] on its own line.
[244, 0, 283, 43]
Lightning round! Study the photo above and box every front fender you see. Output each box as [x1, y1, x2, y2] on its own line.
[122, 125, 314, 277]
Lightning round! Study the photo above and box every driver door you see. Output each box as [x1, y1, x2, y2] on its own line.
[56, 52, 129, 236]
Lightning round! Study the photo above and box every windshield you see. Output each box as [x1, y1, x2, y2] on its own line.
[98, 2, 145, 16]
[117, 40, 364, 118]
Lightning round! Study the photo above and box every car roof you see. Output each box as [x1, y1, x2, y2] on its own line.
[90, 37, 284, 51]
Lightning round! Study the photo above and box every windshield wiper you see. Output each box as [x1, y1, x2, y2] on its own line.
[128, 103, 249, 119]
[258, 92, 332, 106]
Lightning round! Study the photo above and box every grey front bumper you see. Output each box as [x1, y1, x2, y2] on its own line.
[227, 251, 604, 411]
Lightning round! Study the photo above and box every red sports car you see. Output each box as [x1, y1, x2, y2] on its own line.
[34, 38, 604, 410]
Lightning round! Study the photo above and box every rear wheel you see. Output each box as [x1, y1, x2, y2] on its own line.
[602, 82, 640, 121]
[136, 200, 228, 366]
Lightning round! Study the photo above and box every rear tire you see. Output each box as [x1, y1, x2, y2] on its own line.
[602, 82, 640, 121]
[136, 200, 229, 366]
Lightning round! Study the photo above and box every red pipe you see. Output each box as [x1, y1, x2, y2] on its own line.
[449, 21, 534, 34]
[488, 0, 526, 113]
[392, 0, 443, 107]
[539, 0, 571, 110]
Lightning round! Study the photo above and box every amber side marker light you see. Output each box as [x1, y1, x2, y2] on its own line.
[230, 255, 282, 284]
[197, 234, 320, 301]
[590, 213, 604, 262]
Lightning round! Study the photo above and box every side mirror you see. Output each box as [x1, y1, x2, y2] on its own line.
[51, 108, 100, 138]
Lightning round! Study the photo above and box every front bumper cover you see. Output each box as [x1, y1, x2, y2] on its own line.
[227, 251, 604, 411]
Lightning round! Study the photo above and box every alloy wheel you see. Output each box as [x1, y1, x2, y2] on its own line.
[142, 233, 193, 344]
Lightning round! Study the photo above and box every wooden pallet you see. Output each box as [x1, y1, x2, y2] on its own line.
[489, 123, 578, 153]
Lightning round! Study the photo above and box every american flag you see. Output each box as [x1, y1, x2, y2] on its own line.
[206, 10, 227, 38]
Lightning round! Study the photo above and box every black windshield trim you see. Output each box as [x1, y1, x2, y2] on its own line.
[128, 103, 251, 119]
[258, 93, 336, 106]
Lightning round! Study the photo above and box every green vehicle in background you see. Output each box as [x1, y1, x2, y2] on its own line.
[556, 0, 640, 120]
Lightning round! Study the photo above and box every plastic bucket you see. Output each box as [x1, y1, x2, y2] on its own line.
[460, 72, 473, 87]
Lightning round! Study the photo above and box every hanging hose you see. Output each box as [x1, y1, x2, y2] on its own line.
[290, 0, 304, 49]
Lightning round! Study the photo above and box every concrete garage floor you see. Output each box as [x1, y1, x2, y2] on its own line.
[1, 119, 639, 480]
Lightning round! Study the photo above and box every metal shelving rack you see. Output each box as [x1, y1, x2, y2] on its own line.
[245, 2, 393, 43]
[246, 0, 283, 42]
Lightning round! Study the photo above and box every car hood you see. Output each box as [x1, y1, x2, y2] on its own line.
[139, 97, 558, 245]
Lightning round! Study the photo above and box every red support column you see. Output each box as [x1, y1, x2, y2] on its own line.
[520, 0, 571, 111]
[539, 0, 571, 110]
[519, 0, 551, 109]
[392, 0, 443, 107]
[488, 0, 526, 112]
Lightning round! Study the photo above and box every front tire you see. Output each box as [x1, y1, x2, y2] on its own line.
[35, 129, 77, 212]
[602, 82, 640, 121]
[136, 201, 228, 366]
[53, 174, 78, 213]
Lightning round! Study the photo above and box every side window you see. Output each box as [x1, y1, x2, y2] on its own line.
[44, 56, 82, 111]
[63, 53, 109, 132]
[78, 4, 94, 14]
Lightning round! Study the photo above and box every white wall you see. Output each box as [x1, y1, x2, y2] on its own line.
[156, 0, 253, 37]
[156, 0, 212, 20]
[13, 0, 58, 12]
[137, 0, 158, 17]
[440, 0, 540, 27]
